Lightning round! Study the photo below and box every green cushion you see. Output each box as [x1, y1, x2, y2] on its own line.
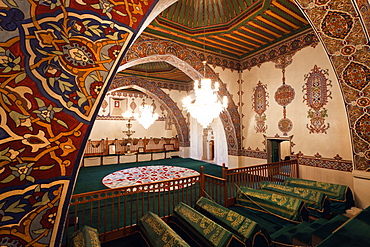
[139, 211, 190, 247]
[236, 186, 308, 223]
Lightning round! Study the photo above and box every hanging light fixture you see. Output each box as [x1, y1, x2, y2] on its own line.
[182, 2, 228, 128]
[135, 103, 159, 129]
[182, 64, 228, 128]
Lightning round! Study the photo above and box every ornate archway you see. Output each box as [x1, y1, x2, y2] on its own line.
[118, 39, 242, 155]
[109, 75, 190, 147]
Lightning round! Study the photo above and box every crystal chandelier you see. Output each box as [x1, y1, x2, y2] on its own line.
[122, 111, 135, 139]
[182, 1, 228, 128]
[135, 104, 159, 129]
[182, 63, 228, 128]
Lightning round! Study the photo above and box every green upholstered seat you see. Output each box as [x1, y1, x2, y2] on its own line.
[139, 211, 190, 247]
[259, 181, 331, 217]
[195, 197, 270, 247]
[173, 202, 245, 247]
[69, 225, 101, 247]
[236, 186, 308, 223]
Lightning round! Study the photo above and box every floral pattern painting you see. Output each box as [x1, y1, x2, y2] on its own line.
[252, 81, 269, 133]
[0, 0, 157, 245]
[303, 65, 332, 134]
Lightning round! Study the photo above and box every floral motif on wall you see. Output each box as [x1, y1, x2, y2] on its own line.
[274, 77, 295, 136]
[252, 81, 269, 133]
[303, 65, 332, 134]
[0, 0, 156, 245]
[296, 0, 370, 171]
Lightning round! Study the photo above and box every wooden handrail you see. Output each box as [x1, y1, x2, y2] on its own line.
[64, 160, 299, 245]
[83, 137, 179, 156]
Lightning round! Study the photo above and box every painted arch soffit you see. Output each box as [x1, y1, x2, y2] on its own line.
[293, 0, 370, 170]
[118, 39, 242, 153]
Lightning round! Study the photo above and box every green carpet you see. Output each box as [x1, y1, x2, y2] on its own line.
[73, 157, 223, 194]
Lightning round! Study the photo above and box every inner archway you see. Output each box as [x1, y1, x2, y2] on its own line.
[118, 39, 242, 155]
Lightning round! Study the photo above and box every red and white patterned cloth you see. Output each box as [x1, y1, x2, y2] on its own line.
[102, 165, 200, 189]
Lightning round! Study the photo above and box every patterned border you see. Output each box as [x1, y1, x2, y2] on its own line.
[186, 30, 319, 71]
[241, 149, 268, 159]
[295, 0, 370, 171]
[291, 155, 353, 172]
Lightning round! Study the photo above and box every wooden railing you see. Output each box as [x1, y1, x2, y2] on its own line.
[83, 137, 179, 156]
[222, 159, 299, 201]
[63, 160, 298, 244]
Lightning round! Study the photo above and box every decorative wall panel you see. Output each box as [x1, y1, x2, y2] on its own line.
[0, 0, 161, 245]
[295, 0, 370, 170]
[274, 56, 295, 136]
[303, 65, 332, 134]
[252, 81, 269, 133]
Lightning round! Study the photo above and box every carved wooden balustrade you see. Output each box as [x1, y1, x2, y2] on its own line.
[63, 160, 300, 244]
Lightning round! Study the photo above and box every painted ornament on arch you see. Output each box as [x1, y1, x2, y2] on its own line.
[274, 83, 295, 136]
[303, 65, 332, 134]
[252, 81, 269, 133]
[274, 84, 295, 107]
[278, 118, 293, 135]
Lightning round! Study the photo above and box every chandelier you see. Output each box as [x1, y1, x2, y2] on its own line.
[122, 111, 135, 139]
[135, 104, 159, 129]
[182, 62, 228, 128]
[182, 1, 228, 128]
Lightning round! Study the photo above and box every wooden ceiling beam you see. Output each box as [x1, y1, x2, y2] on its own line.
[265, 10, 301, 29]
[239, 26, 275, 41]
[222, 33, 262, 47]
[231, 30, 268, 45]
[211, 35, 255, 50]
[271, 0, 308, 24]
[199, 36, 246, 54]
[255, 15, 290, 33]
[249, 21, 283, 38]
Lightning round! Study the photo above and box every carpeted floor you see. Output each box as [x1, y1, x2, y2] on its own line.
[73, 157, 223, 194]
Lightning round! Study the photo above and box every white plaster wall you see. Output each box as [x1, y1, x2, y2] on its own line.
[89, 88, 188, 141]
[299, 166, 353, 189]
[213, 67, 240, 109]
[352, 171, 370, 209]
[241, 43, 353, 160]
[89, 120, 173, 140]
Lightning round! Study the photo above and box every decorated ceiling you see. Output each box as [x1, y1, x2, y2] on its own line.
[119, 61, 193, 84]
[144, 0, 310, 60]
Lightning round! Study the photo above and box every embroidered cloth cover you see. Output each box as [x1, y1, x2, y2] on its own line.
[284, 177, 348, 202]
[173, 202, 245, 247]
[196, 197, 270, 246]
[139, 211, 190, 247]
[236, 186, 307, 223]
[260, 181, 328, 213]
